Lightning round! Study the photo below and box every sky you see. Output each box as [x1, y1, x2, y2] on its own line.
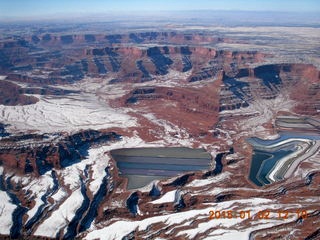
[0, 0, 319, 19]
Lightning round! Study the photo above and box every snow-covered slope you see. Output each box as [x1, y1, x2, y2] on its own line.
[0, 93, 136, 134]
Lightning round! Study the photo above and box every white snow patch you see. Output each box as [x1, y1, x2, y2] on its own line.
[4, 171, 54, 223]
[51, 188, 68, 203]
[58, 163, 84, 190]
[84, 198, 274, 240]
[220, 91, 295, 137]
[87, 147, 111, 194]
[0, 191, 16, 235]
[136, 205, 142, 216]
[178, 199, 296, 239]
[35, 187, 84, 238]
[142, 113, 193, 146]
[0, 93, 136, 134]
[186, 172, 232, 187]
[23, 172, 54, 196]
[151, 190, 176, 204]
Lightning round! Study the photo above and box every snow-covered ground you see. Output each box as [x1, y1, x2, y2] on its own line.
[11, 135, 190, 236]
[0, 166, 16, 234]
[150, 190, 176, 204]
[0, 93, 136, 134]
[84, 198, 301, 240]
[34, 188, 84, 237]
[142, 112, 194, 146]
[22, 172, 54, 221]
[220, 91, 295, 138]
[0, 191, 16, 235]
[0, 71, 317, 239]
[0, 167, 17, 235]
[186, 172, 232, 188]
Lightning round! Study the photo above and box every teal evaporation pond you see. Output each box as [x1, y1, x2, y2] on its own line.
[110, 147, 211, 189]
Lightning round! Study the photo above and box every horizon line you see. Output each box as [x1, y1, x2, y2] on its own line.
[1, 9, 320, 22]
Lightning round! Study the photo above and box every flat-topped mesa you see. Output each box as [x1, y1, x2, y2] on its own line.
[0, 80, 39, 105]
[0, 130, 121, 175]
[1, 31, 319, 115]
[219, 64, 320, 113]
[84, 46, 266, 82]
[0, 33, 266, 84]
[0, 80, 80, 106]
[124, 85, 220, 112]
[120, 82, 222, 137]
[22, 32, 233, 47]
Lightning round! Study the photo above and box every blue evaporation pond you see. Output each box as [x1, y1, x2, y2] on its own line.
[247, 132, 320, 187]
[248, 132, 320, 146]
[248, 149, 293, 186]
[110, 147, 211, 189]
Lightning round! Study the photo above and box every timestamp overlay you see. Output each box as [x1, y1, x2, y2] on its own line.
[208, 209, 308, 221]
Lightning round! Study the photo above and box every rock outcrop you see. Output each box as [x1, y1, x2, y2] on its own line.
[0, 130, 121, 175]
